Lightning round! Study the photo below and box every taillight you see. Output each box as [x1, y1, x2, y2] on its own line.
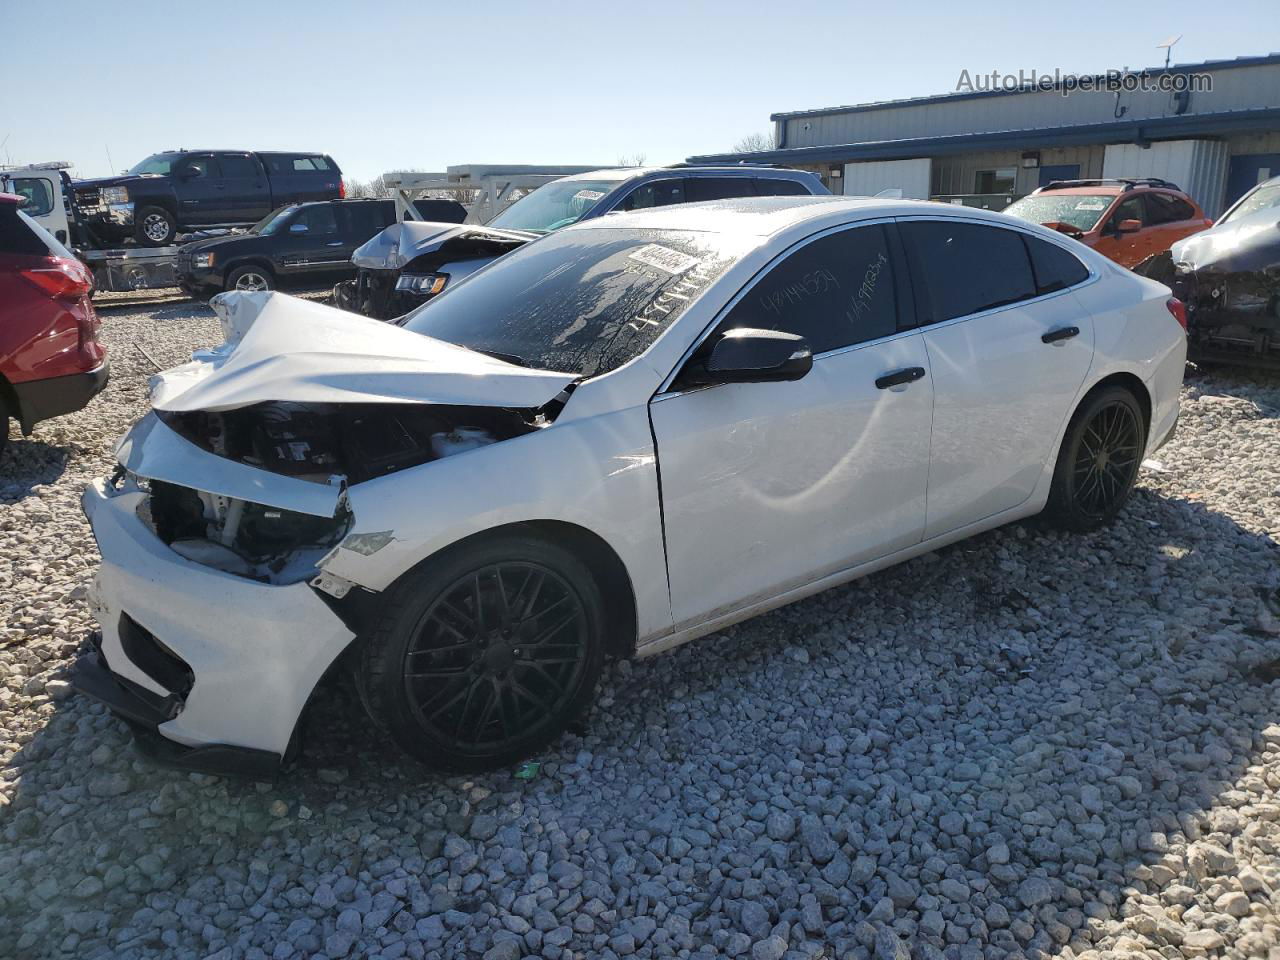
[1166, 296, 1188, 331]
[338, 180, 347, 199]
[20, 258, 93, 301]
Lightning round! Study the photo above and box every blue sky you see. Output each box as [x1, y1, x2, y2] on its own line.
[3, 0, 1276, 184]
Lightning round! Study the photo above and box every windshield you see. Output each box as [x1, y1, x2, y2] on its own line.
[487, 180, 621, 234]
[1220, 183, 1280, 224]
[1004, 194, 1115, 232]
[401, 228, 747, 378]
[252, 206, 297, 235]
[127, 153, 180, 176]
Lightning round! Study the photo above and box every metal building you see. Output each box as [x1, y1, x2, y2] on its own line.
[688, 54, 1280, 218]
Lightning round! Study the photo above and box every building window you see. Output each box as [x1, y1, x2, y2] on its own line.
[974, 167, 1017, 193]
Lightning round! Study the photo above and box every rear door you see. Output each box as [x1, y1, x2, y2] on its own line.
[173, 154, 223, 225]
[899, 218, 1095, 538]
[217, 153, 272, 222]
[322, 202, 389, 278]
[1144, 191, 1209, 251]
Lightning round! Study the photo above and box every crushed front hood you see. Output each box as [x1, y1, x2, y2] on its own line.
[1171, 209, 1280, 273]
[150, 291, 576, 413]
[352, 221, 533, 270]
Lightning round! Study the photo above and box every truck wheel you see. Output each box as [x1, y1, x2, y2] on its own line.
[135, 207, 177, 246]
[226, 264, 275, 293]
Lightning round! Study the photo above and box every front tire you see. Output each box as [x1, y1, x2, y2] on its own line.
[356, 534, 606, 772]
[225, 264, 275, 293]
[1043, 386, 1147, 532]
[135, 206, 176, 246]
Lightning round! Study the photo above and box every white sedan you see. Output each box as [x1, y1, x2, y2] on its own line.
[77, 197, 1187, 776]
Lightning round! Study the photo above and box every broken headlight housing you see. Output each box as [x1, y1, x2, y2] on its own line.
[395, 272, 448, 297]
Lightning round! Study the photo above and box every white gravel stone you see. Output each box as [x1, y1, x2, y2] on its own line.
[2, 304, 1280, 959]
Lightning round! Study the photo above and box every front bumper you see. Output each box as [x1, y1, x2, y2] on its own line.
[12, 361, 110, 433]
[78, 478, 356, 770]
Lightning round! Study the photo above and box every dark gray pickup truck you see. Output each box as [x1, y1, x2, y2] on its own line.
[70, 150, 343, 246]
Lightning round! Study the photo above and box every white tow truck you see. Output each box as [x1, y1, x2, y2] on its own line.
[1, 162, 230, 292]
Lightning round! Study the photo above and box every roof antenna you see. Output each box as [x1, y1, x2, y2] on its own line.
[1156, 35, 1182, 69]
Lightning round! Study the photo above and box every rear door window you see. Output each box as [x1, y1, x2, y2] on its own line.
[219, 155, 261, 179]
[338, 203, 387, 241]
[1023, 234, 1090, 294]
[754, 177, 811, 197]
[899, 220, 1037, 323]
[621, 179, 687, 210]
[1144, 192, 1196, 224]
[686, 177, 758, 203]
[720, 223, 900, 352]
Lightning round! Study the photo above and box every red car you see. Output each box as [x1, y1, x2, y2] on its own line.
[1004, 178, 1213, 269]
[1, 194, 108, 455]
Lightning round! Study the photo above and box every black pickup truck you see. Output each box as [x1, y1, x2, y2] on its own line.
[70, 150, 343, 247]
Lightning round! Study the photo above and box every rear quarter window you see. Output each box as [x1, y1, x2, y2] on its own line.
[1023, 235, 1090, 293]
[0, 207, 53, 256]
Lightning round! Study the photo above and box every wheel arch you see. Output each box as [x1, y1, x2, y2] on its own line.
[382, 519, 639, 660]
[1079, 370, 1151, 432]
[224, 258, 277, 283]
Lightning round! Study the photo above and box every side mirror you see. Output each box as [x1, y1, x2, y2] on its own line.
[680, 328, 812, 389]
[289, 222, 309, 234]
[1116, 218, 1142, 234]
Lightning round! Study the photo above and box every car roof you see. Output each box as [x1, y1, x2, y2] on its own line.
[565, 195, 1033, 237]
[556, 166, 814, 186]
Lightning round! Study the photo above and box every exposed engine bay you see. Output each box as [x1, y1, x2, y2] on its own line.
[156, 401, 542, 484]
[141, 401, 545, 582]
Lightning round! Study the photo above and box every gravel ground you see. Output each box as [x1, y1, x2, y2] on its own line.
[2, 300, 1279, 960]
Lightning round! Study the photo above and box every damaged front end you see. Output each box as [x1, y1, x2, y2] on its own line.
[333, 220, 532, 320]
[77, 290, 578, 771]
[1138, 209, 1280, 369]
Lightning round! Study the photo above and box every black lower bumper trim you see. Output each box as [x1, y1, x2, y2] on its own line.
[13, 362, 110, 433]
[73, 651, 281, 781]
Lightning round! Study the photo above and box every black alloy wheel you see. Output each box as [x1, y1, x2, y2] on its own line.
[404, 562, 589, 753]
[356, 534, 606, 771]
[1045, 385, 1147, 531]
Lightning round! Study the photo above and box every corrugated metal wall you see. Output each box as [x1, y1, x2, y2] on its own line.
[930, 145, 1105, 195]
[1102, 140, 1231, 216]
[780, 62, 1280, 149]
[841, 158, 931, 198]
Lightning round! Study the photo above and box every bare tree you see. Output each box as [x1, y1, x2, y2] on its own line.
[731, 131, 777, 154]
[616, 152, 647, 167]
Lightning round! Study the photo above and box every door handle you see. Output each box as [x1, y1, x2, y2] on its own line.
[875, 366, 926, 389]
[326, 241, 343, 246]
[1041, 326, 1080, 344]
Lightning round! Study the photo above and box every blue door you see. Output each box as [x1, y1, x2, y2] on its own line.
[1225, 154, 1280, 210]
[1039, 164, 1080, 187]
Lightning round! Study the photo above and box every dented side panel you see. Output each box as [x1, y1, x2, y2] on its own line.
[321, 403, 675, 644]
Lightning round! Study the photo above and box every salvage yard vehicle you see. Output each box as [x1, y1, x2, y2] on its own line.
[1137, 175, 1280, 368]
[71, 150, 343, 247]
[76, 197, 1186, 777]
[337, 165, 829, 320]
[176, 198, 407, 298]
[0, 195, 107, 455]
[1004, 178, 1212, 269]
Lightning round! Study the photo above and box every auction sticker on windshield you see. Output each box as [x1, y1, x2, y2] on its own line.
[628, 243, 701, 275]
[573, 190, 606, 203]
[1075, 199, 1108, 210]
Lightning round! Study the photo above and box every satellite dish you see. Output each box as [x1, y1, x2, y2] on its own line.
[1156, 35, 1182, 67]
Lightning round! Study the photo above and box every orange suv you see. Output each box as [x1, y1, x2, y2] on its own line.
[1004, 178, 1213, 269]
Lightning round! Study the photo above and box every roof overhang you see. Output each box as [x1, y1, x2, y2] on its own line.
[688, 107, 1280, 167]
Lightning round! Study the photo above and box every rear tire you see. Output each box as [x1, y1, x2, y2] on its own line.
[355, 534, 606, 772]
[1043, 386, 1147, 532]
[135, 206, 176, 246]
[225, 264, 275, 293]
